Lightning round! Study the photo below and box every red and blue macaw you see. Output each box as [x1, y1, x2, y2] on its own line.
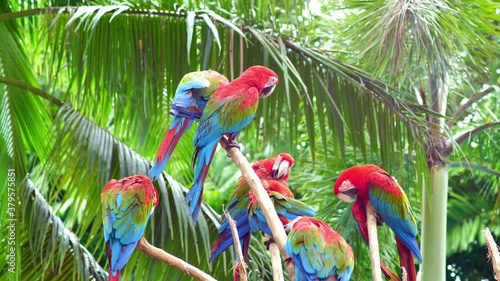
[247, 180, 316, 236]
[149, 70, 229, 180]
[101, 175, 159, 281]
[210, 153, 295, 264]
[285, 216, 354, 281]
[187, 65, 279, 221]
[334, 164, 421, 281]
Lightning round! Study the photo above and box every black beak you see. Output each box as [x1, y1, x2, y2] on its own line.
[260, 85, 276, 98]
[342, 188, 358, 200]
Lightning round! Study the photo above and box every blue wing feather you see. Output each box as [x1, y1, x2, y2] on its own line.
[368, 172, 422, 262]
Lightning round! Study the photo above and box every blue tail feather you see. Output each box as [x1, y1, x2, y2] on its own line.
[186, 141, 218, 222]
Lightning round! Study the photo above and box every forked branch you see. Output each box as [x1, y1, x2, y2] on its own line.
[219, 136, 295, 279]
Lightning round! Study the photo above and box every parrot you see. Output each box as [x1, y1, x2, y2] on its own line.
[285, 216, 355, 281]
[187, 65, 279, 221]
[101, 175, 159, 281]
[210, 153, 295, 264]
[149, 70, 229, 180]
[333, 164, 421, 281]
[247, 179, 316, 236]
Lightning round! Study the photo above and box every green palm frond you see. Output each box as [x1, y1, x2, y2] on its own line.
[339, 0, 498, 82]
[18, 178, 107, 281]
[9, 3, 433, 160]
[41, 104, 246, 280]
[447, 189, 499, 255]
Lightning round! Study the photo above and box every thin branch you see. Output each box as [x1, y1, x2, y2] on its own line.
[445, 121, 500, 155]
[219, 136, 295, 280]
[447, 86, 499, 128]
[136, 237, 217, 281]
[224, 210, 248, 281]
[265, 235, 285, 281]
[0, 76, 64, 106]
[449, 162, 500, 178]
[367, 202, 383, 281]
[483, 227, 500, 280]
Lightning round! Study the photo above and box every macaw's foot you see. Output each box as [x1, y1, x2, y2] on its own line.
[264, 237, 276, 250]
[226, 141, 241, 150]
[225, 141, 241, 157]
[284, 257, 293, 265]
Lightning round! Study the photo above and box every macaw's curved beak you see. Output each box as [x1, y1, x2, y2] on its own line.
[272, 159, 291, 180]
[260, 84, 276, 99]
[337, 183, 358, 203]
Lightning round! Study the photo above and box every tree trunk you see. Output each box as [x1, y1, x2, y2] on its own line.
[420, 70, 450, 281]
[421, 164, 448, 281]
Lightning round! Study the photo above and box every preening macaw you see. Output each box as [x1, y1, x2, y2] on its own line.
[210, 153, 295, 265]
[334, 164, 421, 281]
[149, 70, 229, 180]
[101, 175, 159, 281]
[285, 216, 354, 281]
[247, 179, 316, 236]
[187, 65, 279, 221]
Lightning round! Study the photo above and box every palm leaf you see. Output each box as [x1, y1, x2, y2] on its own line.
[18, 178, 107, 281]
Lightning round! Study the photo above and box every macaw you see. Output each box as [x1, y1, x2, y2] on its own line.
[149, 70, 229, 180]
[247, 179, 316, 236]
[101, 175, 159, 281]
[285, 216, 354, 281]
[187, 65, 279, 221]
[210, 153, 295, 264]
[334, 164, 421, 281]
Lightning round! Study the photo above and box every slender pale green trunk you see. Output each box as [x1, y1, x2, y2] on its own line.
[420, 70, 450, 281]
[421, 165, 449, 281]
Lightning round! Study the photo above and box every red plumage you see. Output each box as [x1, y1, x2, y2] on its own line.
[334, 164, 420, 281]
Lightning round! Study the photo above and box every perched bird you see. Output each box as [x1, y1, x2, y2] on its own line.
[334, 164, 421, 281]
[210, 153, 295, 264]
[187, 65, 279, 221]
[149, 70, 229, 180]
[247, 180, 316, 236]
[285, 216, 354, 281]
[101, 175, 159, 281]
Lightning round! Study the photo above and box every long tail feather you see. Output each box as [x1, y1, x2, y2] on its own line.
[381, 260, 401, 281]
[149, 117, 193, 180]
[186, 141, 218, 222]
[396, 237, 417, 281]
[108, 270, 121, 281]
[107, 244, 121, 281]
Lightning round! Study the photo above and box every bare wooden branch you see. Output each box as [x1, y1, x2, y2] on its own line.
[265, 235, 285, 281]
[445, 121, 500, 155]
[136, 237, 217, 281]
[224, 209, 248, 281]
[447, 86, 498, 128]
[484, 227, 500, 280]
[219, 136, 295, 280]
[453, 121, 500, 146]
[367, 201, 383, 281]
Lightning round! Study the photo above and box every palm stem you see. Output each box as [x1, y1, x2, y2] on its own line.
[421, 165, 448, 281]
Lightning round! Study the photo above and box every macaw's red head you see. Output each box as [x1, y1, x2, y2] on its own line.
[333, 164, 382, 204]
[272, 153, 294, 181]
[239, 65, 279, 98]
[251, 152, 294, 181]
